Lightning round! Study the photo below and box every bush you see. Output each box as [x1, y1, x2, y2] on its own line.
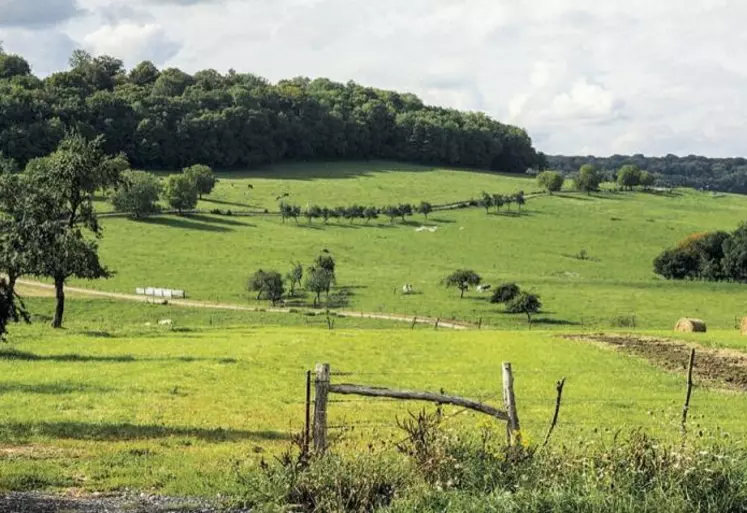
[490, 283, 520, 304]
[537, 171, 564, 194]
[183, 164, 216, 199]
[164, 173, 198, 213]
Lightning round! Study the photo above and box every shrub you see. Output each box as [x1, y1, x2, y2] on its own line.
[490, 283, 520, 304]
[537, 171, 564, 194]
[506, 292, 542, 323]
[163, 173, 198, 213]
[183, 164, 216, 199]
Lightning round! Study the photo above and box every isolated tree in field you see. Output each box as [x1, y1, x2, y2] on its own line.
[398, 203, 413, 222]
[305, 267, 335, 307]
[479, 192, 493, 214]
[24, 133, 120, 328]
[247, 269, 284, 304]
[444, 269, 481, 298]
[110, 170, 162, 218]
[287, 262, 303, 296]
[507, 292, 542, 324]
[640, 170, 655, 190]
[165, 174, 199, 213]
[490, 283, 521, 304]
[383, 205, 400, 223]
[417, 201, 433, 220]
[184, 164, 216, 199]
[364, 206, 379, 223]
[576, 164, 602, 195]
[617, 164, 641, 191]
[537, 171, 564, 194]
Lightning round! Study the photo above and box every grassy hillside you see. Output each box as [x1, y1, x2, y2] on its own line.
[2, 323, 745, 495]
[77, 161, 747, 330]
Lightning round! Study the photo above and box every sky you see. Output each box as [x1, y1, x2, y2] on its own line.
[1, 0, 745, 157]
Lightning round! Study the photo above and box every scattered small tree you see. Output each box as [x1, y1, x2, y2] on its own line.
[479, 192, 493, 214]
[492, 194, 505, 212]
[383, 205, 400, 223]
[110, 170, 162, 218]
[490, 283, 521, 304]
[617, 164, 641, 191]
[640, 170, 655, 190]
[514, 191, 526, 212]
[287, 262, 303, 296]
[507, 292, 542, 324]
[576, 164, 602, 195]
[321, 207, 331, 224]
[247, 269, 284, 305]
[280, 203, 301, 223]
[304, 205, 322, 224]
[398, 203, 413, 222]
[417, 201, 433, 220]
[537, 171, 564, 194]
[443, 269, 482, 299]
[164, 174, 199, 213]
[315, 254, 336, 273]
[184, 164, 216, 199]
[332, 206, 346, 223]
[364, 206, 379, 224]
[305, 267, 335, 307]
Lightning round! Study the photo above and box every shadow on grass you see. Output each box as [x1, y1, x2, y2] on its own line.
[0, 383, 114, 395]
[187, 214, 254, 227]
[531, 318, 582, 326]
[138, 217, 233, 233]
[0, 421, 290, 442]
[428, 218, 456, 224]
[202, 198, 256, 209]
[239, 160, 438, 181]
[0, 349, 238, 365]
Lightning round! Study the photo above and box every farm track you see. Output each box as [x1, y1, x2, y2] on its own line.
[0, 492, 244, 513]
[564, 333, 747, 391]
[15, 279, 471, 330]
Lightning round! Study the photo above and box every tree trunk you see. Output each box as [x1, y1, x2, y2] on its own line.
[7, 273, 17, 301]
[52, 277, 65, 329]
[460, 287, 465, 299]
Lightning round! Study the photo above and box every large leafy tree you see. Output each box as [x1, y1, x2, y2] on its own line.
[184, 164, 216, 199]
[537, 171, 564, 194]
[164, 174, 199, 213]
[110, 170, 162, 218]
[575, 164, 603, 195]
[0, 277, 28, 340]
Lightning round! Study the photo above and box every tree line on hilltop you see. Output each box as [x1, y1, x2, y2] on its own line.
[548, 154, 747, 194]
[0, 47, 543, 174]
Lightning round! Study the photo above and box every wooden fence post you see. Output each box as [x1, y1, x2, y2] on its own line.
[502, 362, 521, 445]
[681, 349, 696, 437]
[313, 363, 330, 454]
[304, 370, 311, 456]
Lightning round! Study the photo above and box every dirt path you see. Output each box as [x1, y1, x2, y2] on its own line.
[563, 333, 747, 391]
[16, 279, 470, 330]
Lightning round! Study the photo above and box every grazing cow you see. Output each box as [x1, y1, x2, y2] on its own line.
[402, 284, 414, 295]
[247, 184, 254, 189]
[476, 284, 492, 293]
[158, 319, 172, 326]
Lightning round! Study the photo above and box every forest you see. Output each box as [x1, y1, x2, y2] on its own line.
[548, 154, 747, 194]
[0, 49, 542, 173]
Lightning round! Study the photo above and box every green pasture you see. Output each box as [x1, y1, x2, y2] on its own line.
[2, 318, 746, 496]
[75, 161, 747, 330]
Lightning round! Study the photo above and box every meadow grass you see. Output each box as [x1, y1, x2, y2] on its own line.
[74, 161, 747, 330]
[1, 320, 746, 496]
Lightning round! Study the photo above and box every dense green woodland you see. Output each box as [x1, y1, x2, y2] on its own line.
[548, 154, 747, 194]
[0, 49, 542, 173]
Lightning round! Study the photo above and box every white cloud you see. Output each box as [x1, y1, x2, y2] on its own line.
[1, 0, 747, 157]
[83, 23, 179, 66]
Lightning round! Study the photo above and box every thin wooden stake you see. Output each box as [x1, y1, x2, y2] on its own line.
[304, 370, 311, 456]
[478, 317, 483, 330]
[411, 317, 417, 330]
[541, 377, 566, 449]
[502, 362, 521, 445]
[435, 318, 440, 330]
[681, 349, 696, 437]
[313, 363, 330, 454]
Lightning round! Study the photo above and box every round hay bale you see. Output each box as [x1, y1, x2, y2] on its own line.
[675, 318, 706, 333]
[741, 317, 747, 335]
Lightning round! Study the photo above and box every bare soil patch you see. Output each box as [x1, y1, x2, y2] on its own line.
[562, 333, 747, 391]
